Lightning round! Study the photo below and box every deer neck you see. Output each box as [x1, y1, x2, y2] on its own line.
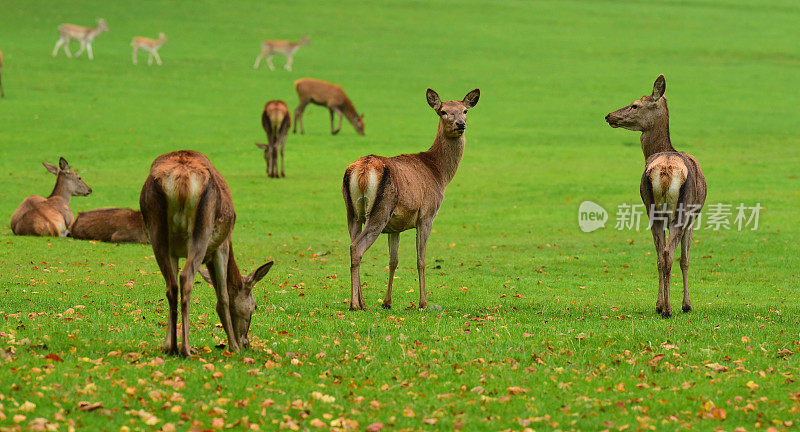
[48, 175, 72, 203]
[341, 99, 358, 124]
[640, 114, 676, 159]
[427, 121, 465, 186]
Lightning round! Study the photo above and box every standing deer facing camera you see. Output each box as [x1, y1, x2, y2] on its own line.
[343, 88, 480, 310]
[605, 75, 707, 318]
[52, 19, 109, 60]
[131, 32, 167, 66]
[140, 150, 273, 356]
[294, 78, 364, 135]
[255, 100, 291, 177]
[10, 158, 92, 236]
[253, 36, 309, 71]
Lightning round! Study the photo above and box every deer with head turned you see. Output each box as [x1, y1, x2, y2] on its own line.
[131, 32, 167, 66]
[605, 74, 707, 318]
[69, 208, 148, 243]
[10, 158, 92, 236]
[253, 36, 309, 71]
[343, 88, 480, 310]
[255, 100, 291, 178]
[140, 150, 273, 356]
[293, 78, 364, 136]
[52, 19, 109, 60]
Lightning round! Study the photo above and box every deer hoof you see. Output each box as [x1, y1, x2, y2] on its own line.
[179, 345, 194, 358]
[655, 305, 663, 314]
[660, 310, 672, 319]
[381, 303, 391, 309]
[682, 305, 692, 313]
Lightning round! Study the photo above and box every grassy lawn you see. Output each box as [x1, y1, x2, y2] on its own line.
[1, 0, 799, 430]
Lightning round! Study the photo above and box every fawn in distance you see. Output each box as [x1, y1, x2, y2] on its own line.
[343, 88, 479, 310]
[294, 78, 364, 136]
[52, 19, 109, 59]
[605, 75, 707, 318]
[140, 150, 273, 356]
[253, 36, 309, 71]
[131, 32, 167, 65]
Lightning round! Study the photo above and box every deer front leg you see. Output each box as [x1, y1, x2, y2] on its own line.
[416, 221, 432, 309]
[75, 40, 86, 57]
[284, 55, 293, 71]
[154, 51, 162, 66]
[86, 42, 94, 60]
[293, 101, 307, 134]
[680, 226, 694, 312]
[63, 41, 73, 58]
[253, 52, 264, 69]
[210, 244, 241, 352]
[132, 47, 138, 64]
[383, 233, 400, 309]
[147, 52, 154, 66]
[266, 54, 275, 71]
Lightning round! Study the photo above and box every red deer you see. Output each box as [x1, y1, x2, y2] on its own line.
[0, 50, 4, 98]
[343, 88, 479, 310]
[293, 78, 364, 136]
[253, 36, 309, 71]
[10, 158, 92, 236]
[68, 208, 148, 243]
[131, 32, 167, 65]
[605, 75, 707, 318]
[140, 150, 273, 356]
[255, 100, 291, 178]
[52, 19, 109, 60]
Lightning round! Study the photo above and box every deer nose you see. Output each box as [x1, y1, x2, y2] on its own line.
[604, 114, 611, 121]
[455, 121, 466, 130]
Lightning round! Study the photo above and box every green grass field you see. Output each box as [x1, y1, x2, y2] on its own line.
[1, 0, 799, 430]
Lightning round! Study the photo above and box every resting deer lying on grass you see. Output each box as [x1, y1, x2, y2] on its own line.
[140, 150, 273, 356]
[294, 78, 364, 135]
[10, 158, 92, 236]
[343, 88, 479, 310]
[255, 100, 291, 178]
[605, 75, 707, 318]
[69, 208, 148, 243]
[52, 19, 108, 60]
[131, 32, 167, 66]
[253, 36, 309, 71]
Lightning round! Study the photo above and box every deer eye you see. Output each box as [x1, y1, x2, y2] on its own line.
[439, 110, 447, 116]
[463, 110, 467, 114]
[631, 104, 638, 110]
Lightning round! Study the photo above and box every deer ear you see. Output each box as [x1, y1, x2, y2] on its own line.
[245, 261, 274, 288]
[426, 88, 441, 111]
[652, 75, 666, 99]
[58, 157, 70, 172]
[462, 89, 480, 108]
[43, 162, 59, 175]
[198, 268, 214, 286]
[255, 142, 269, 150]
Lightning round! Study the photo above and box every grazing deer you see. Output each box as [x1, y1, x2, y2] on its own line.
[131, 32, 167, 66]
[52, 19, 109, 60]
[68, 208, 148, 243]
[294, 78, 364, 136]
[255, 100, 291, 178]
[10, 158, 92, 237]
[605, 75, 707, 318]
[0, 50, 4, 98]
[253, 36, 309, 71]
[140, 150, 273, 356]
[343, 88, 480, 310]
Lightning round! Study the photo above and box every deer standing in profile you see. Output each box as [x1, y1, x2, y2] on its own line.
[69, 208, 148, 243]
[131, 33, 167, 66]
[343, 88, 479, 310]
[52, 19, 109, 60]
[0, 50, 4, 98]
[605, 75, 707, 318]
[140, 150, 273, 356]
[294, 78, 364, 136]
[255, 100, 291, 178]
[253, 36, 309, 71]
[10, 158, 92, 236]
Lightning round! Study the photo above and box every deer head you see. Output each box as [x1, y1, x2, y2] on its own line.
[301, 35, 310, 45]
[605, 74, 667, 132]
[354, 113, 365, 135]
[97, 19, 109, 33]
[43, 157, 92, 196]
[427, 88, 480, 138]
[200, 260, 273, 349]
[158, 32, 167, 43]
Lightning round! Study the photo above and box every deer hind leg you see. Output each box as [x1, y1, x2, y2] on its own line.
[150, 229, 179, 354]
[62, 40, 73, 58]
[415, 220, 433, 309]
[680, 226, 694, 312]
[132, 46, 138, 64]
[383, 233, 400, 309]
[279, 139, 285, 177]
[266, 146, 275, 177]
[650, 221, 667, 315]
[660, 225, 685, 319]
[284, 55, 293, 71]
[147, 52, 154, 66]
[75, 40, 85, 57]
[266, 54, 275, 70]
[177, 220, 215, 357]
[154, 50, 162, 66]
[293, 100, 308, 134]
[349, 206, 392, 311]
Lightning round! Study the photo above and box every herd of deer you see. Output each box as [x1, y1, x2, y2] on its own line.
[5, 16, 708, 357]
